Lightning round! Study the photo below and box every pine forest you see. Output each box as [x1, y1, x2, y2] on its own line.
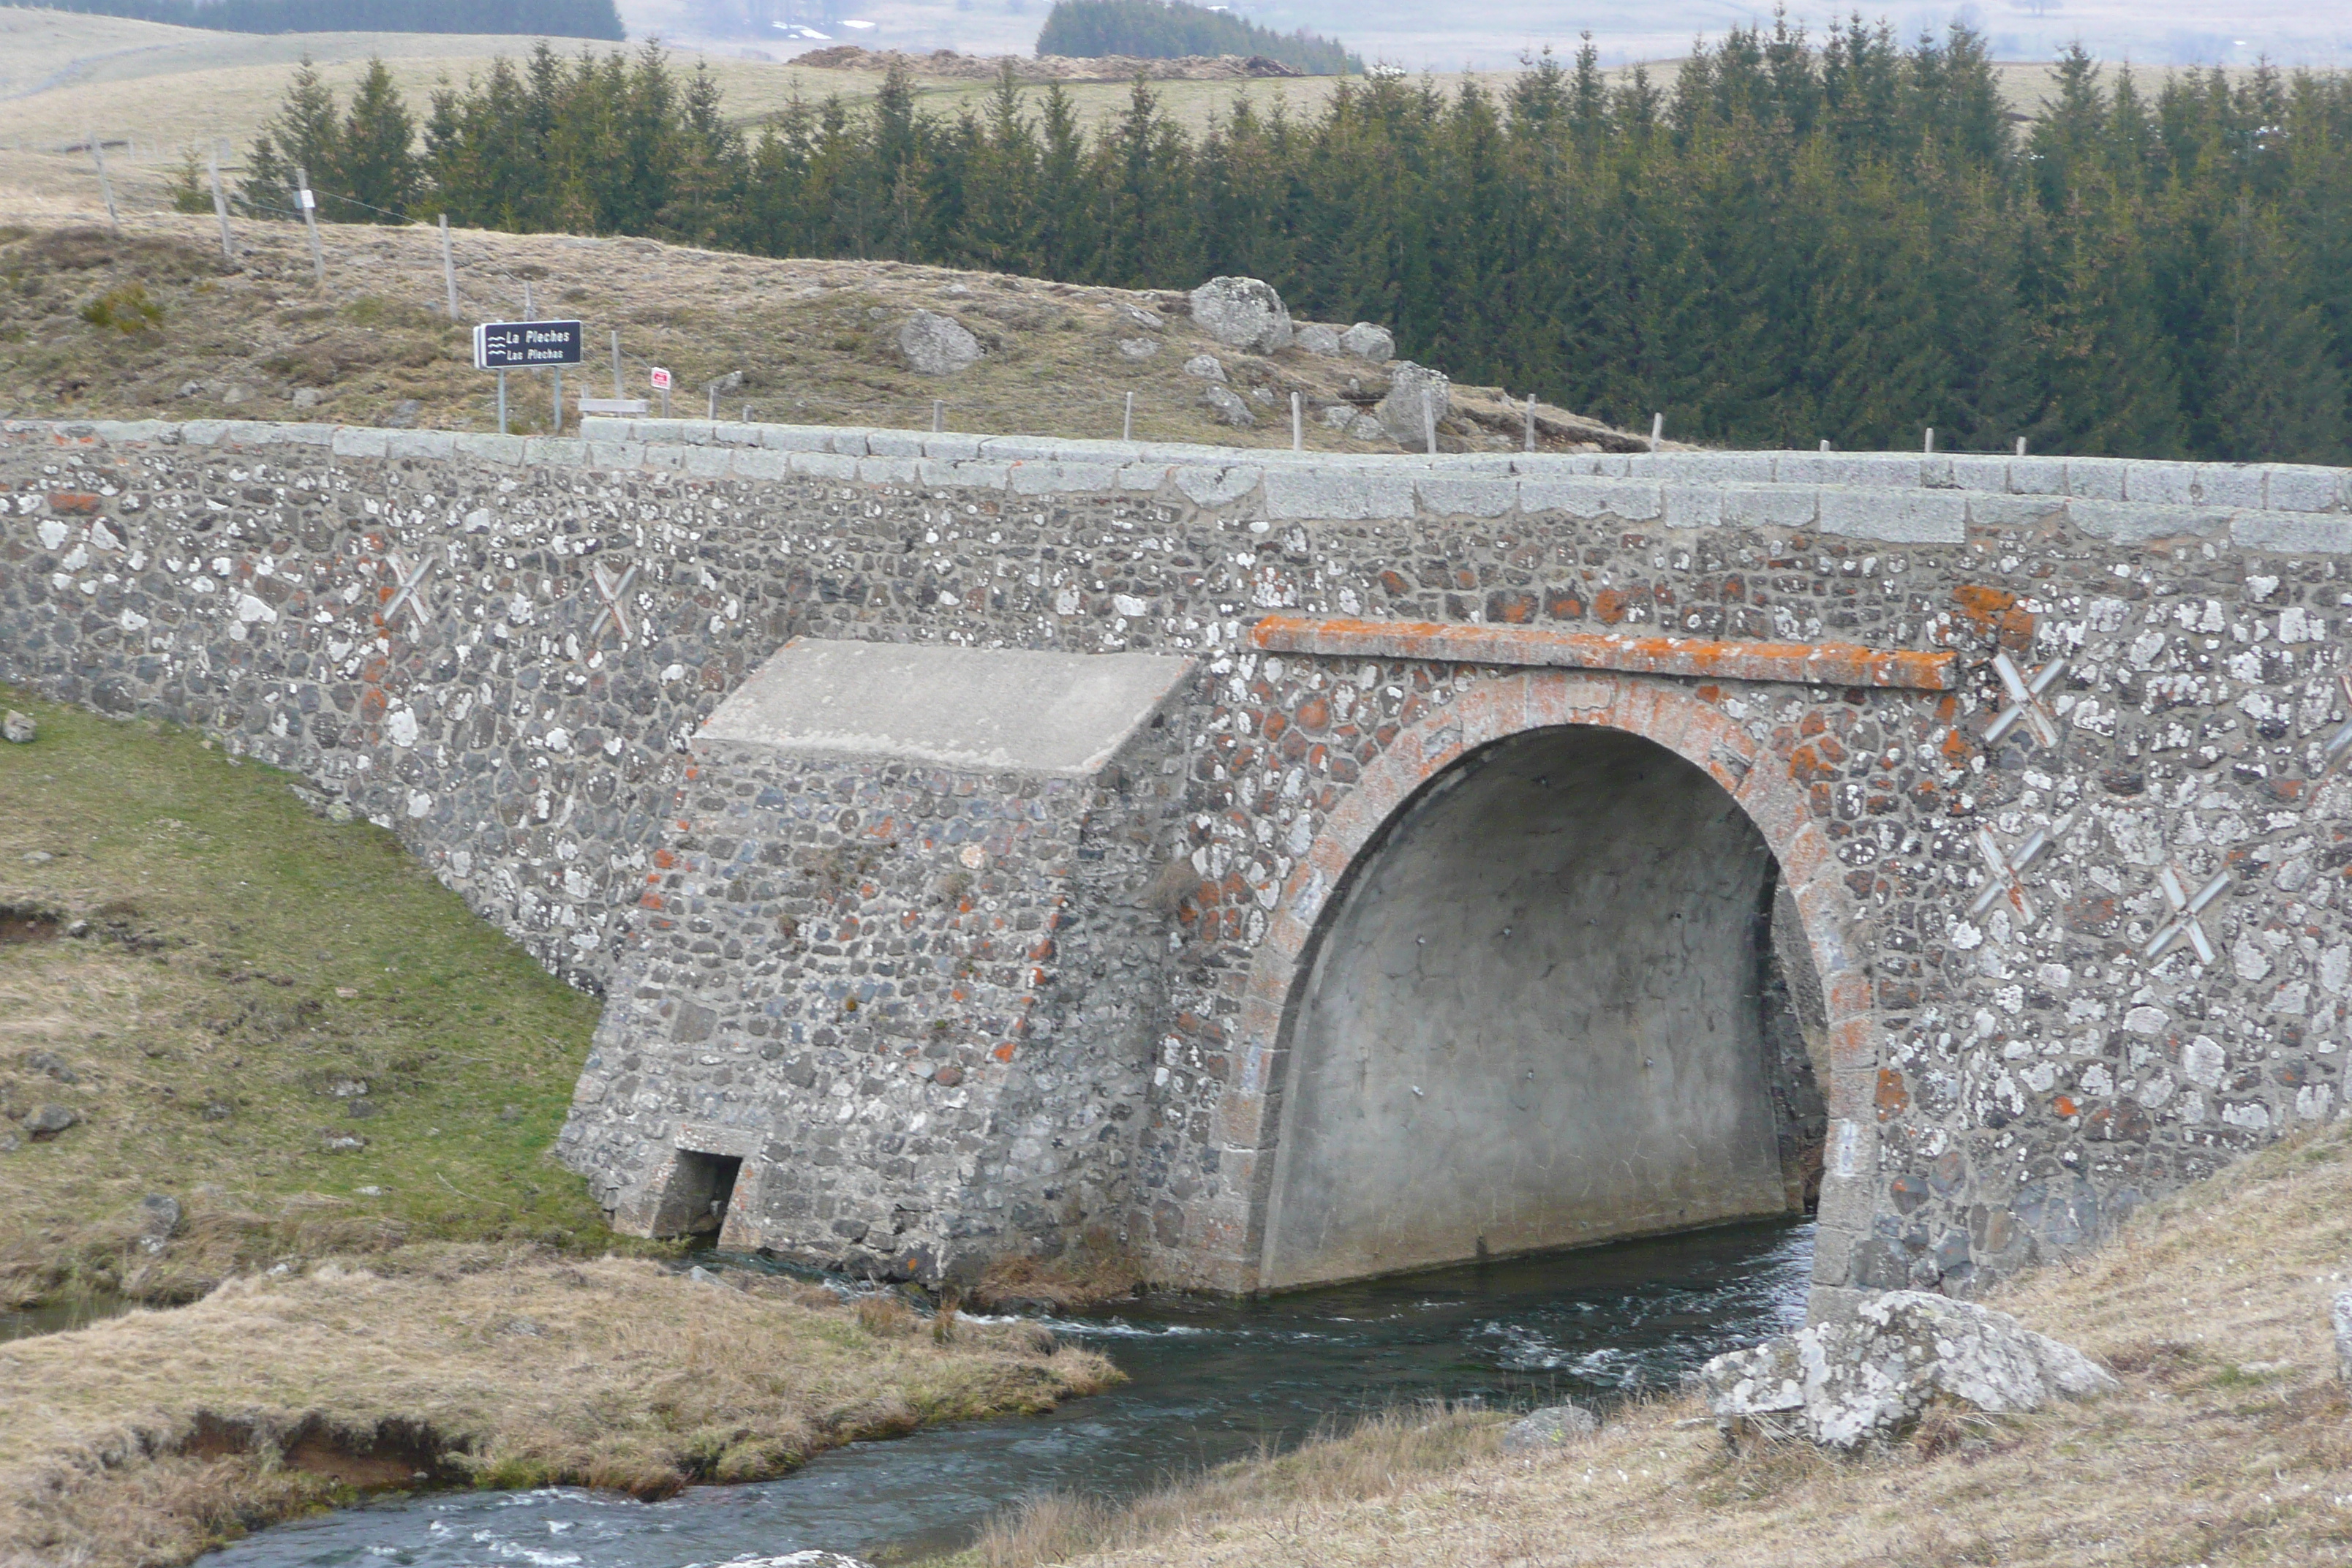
[216, 26, 2352, 463]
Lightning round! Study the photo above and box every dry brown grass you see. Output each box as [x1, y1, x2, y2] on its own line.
[970, 1403, 1504, 1568]
[0, 212, 1638, 451]
[954, 1123, 2352, 1568]
[972, 1236, 1148, 1312]
[0, 1245, 1118, 1568]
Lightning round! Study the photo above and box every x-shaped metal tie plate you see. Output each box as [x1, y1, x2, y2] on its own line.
[1967, 810, 2075, 929]
[587, 561, 638, 647]
[2144, 864, 2231, 965]
[1986, 650, 2066, 748]
[381, 549, 434, 630]
[2322, 671, 2352, 775]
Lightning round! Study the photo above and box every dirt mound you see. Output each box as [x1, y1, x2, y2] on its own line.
[791, 45, 1308, 82]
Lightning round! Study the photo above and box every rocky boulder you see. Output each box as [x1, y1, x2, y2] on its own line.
[1188, 276, 1293, 353]
[1499, 1401, 1599, 1452]
[26, 1105, 79, 1140]
[1297, 323, 1342, 355]
[137, 1194, 181, 1253]
[1373, 361, 1451, 446]
[1340, 322, 1395, 362]
[3, 710, 33, 744]
[1700, 1290, 2119, 1450]
[1202, 382, 1256, 427]
[899, 311, 983, 376]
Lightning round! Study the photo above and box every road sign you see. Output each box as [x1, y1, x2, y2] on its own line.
[472, 319, 585, 370]
[649, 366, 672, 390]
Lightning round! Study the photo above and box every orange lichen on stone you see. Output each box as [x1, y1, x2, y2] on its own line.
[1248, 615, 1959, 691]
[1875, 1068, 1911, 1120]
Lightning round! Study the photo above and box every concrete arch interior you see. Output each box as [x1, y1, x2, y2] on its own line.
[1259, 724, 1831, 1292]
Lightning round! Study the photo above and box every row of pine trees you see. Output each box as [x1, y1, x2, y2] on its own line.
[218, 26, 2352, 461]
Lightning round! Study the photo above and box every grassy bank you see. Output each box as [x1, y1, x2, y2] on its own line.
[0, 216, 1640, 451]
[0, 685, 619, 1308]
[961, 1122, 2352, 1567]
[0, 1244, 1117, 1567]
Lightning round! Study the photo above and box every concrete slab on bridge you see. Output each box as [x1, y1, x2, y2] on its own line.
[698, 638, 1197, 777]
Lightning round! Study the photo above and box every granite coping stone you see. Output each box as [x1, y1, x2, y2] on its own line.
[12, 422, 2351, 545]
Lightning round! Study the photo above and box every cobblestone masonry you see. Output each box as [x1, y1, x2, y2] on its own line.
[3, 415, 2349, 1305]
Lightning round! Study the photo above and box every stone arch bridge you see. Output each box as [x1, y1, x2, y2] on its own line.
[4, 414, 2348, 1312]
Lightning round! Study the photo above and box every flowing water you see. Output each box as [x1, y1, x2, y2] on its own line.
[198, 1218, 1812, 1567]
[0, 1292, 128, 1342]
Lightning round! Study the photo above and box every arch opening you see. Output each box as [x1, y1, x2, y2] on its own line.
[1257, 725, 1828, 1292]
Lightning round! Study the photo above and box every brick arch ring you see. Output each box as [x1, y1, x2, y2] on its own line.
[1194, 667, 1880, 1296]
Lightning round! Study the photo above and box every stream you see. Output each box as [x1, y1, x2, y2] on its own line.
[195, 1218, 1809, 1567]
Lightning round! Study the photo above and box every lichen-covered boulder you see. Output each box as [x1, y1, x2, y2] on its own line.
[1700, 1290, 2118, 1449]
[1340, 321, 1395, 362]
[1188, 276, 1293, 353]
[1499, 1401, 1599, 1452]
[1202, 382, 1256, 427]
[899, 311, 982, 375]
[1297, 322, 1343, 355]
[1373, 361, 1450, 446]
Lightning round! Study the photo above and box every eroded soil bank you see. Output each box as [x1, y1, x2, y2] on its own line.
[0, 1245, 1115, 1567]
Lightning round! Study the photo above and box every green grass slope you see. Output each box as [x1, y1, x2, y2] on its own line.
[0, 684, 617, 1308]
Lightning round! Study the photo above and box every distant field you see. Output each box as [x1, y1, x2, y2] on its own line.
[616, 0, 2352, 72]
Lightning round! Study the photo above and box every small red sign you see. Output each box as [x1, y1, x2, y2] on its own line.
[649, 366, 672, 390]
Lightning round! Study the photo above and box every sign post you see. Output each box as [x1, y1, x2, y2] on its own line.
[650, 366, 671, 419]
[475, 318, 584, 436]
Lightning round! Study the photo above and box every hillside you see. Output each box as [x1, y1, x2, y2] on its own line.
[968, 1122, 2352, 1567]
[0, 685, 611, 1310]
[0, 215, 1640, 451]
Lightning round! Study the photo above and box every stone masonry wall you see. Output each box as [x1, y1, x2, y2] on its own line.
[4, 414, 2349, 1303]
[559, 715, 1196, 1281]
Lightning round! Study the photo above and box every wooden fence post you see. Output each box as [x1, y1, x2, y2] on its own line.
[206, 141, 235, 260]
[293, 165, 325, 287]
[439, 214, 459, 318]
[88, 132, 119, 232]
